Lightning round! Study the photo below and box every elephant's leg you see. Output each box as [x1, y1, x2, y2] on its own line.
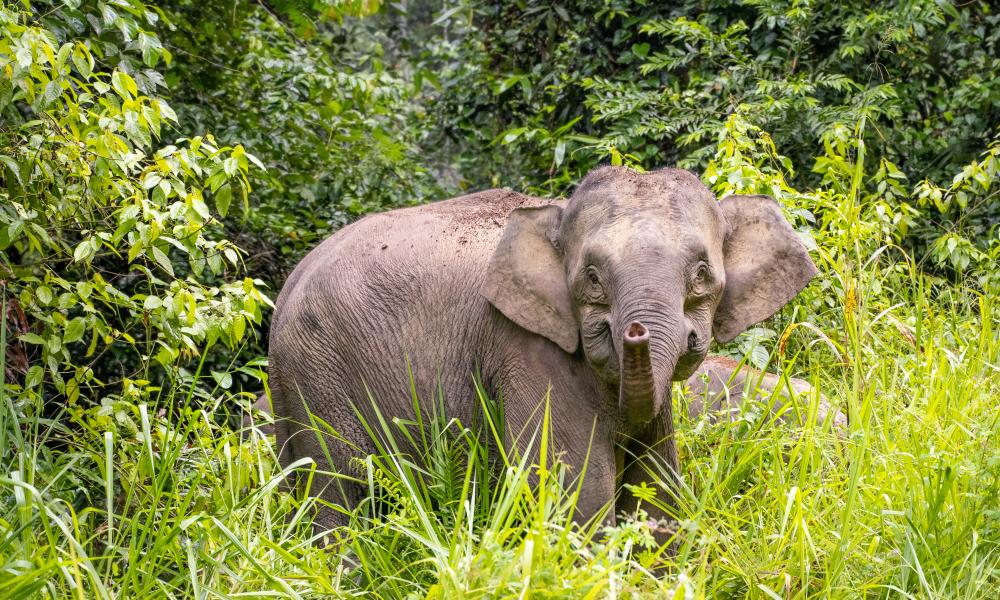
[569, 435, 618, 527]
[496, 345, 620, 529]
[298, 430, 371, 535]
[683, 355, 846, 428]
[272, 371, 375, 536]
[502, 389, 618, 528]
[616, 409, 678, 532]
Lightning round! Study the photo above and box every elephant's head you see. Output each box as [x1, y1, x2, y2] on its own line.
[482, 167, 816, 460]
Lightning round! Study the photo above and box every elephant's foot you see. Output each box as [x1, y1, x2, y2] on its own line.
[682, 355, 846, 428]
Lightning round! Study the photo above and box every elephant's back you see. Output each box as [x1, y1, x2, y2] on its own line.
[269, 188, 554, 410]
[339, 187, 549, 267]
[275, 188, 550, 317]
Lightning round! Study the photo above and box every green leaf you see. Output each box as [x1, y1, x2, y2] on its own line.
[215, 185, 232, 217]
[211, 371, 233, 389]
[156, 99, 177, 122]
[64, 317, 87, 344]
[19, 333, 47, 345]
[43, 79, 63, 107]
[553, 140, 566, 168]
[610, 147, 623, 166]
[25, 365, 44, 388]
[143, 173, 162, 190]
[36, 285, 53, 305]
[0, 155, 22, 184]
[191, 196, 211, 220]
[138, 32, 161, 67]
[223, 157, 239, 177]
[72, 45, 93, 79]
[207, 250, 222, 274]
[496, 74, 524, 95]
[74, 238, 98, 263]
[111, 69, 138, 99]
[245, 151, 265, 170]
[233, 315, 246, 341]
[56, 42, 73, 68]
[128, 242, 144, 263]
[151, 246, 174, 276]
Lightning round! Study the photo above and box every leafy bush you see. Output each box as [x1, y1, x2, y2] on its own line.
[159, 0, 445, 290]
[0, 2, 271, 579]
[0, 2, 269, 401]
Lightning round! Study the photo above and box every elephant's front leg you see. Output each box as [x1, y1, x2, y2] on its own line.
[616, 409, 679, 542]
[566, 433, 618, 527]
[507, 393, 619, 528]
[498, 348, 620, 528]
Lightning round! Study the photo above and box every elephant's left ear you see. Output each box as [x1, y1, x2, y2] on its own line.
[481, 205, 579, 354]
[713, 195, 818, 344]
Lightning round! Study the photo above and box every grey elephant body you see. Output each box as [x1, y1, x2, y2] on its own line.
[269, 167, 819, 529]
[271, 189, 629, 522]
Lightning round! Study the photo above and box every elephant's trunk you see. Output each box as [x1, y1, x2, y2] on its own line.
[619, 320, 681, 475]
[620, 321, 656, 423]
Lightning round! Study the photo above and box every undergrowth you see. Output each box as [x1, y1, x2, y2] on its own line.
[2, 250, 998, 597]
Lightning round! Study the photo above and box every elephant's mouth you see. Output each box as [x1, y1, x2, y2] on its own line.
[672, 349, 707, 380]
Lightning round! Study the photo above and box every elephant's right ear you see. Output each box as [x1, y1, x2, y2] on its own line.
[481, 205, 579, 354]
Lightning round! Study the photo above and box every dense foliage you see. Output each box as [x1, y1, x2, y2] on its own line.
[1, 0, 998, 597]
[416, 0, 999, 272]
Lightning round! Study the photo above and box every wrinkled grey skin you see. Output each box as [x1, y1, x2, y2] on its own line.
[268, 166, 818, 531]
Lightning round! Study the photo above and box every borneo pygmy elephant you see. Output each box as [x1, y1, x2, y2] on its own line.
[268, 166, 818, 530]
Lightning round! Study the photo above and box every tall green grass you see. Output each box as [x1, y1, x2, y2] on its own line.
[2, 267, 998, 597]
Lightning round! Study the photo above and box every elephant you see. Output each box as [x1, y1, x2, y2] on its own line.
[268, 166, 819, 531]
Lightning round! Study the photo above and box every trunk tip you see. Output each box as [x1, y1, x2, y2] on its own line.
[625, 321, 649, 343]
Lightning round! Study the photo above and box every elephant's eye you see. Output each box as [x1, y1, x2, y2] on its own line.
[690, 262, 712, 294]
[694, 263, 710, 284]
[583, 266, 607, 303]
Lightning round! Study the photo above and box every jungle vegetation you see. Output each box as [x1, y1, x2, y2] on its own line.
[1, 0, 999, 596]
